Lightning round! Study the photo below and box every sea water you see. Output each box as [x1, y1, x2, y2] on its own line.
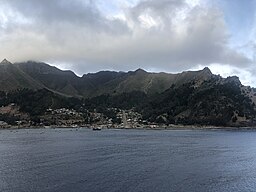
[0, 128, 256, 192]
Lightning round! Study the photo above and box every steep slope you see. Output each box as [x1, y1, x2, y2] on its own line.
[84, 67, 214, 96]
[0, 59, 249, 113]
[0, 60, 255, 126]
[0, 59, 43, 91]
[139, 75, 256, 126]
[81, 71, 126, 97]
[16, 61, 84, 97]
[13, 61, 214, 97]
[16, 62, 127, 97]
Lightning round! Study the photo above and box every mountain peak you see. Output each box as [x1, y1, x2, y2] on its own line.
[0, 59, 12, 65]
[202, 67, 212, 74]
[198, 67, 212, 78]
[134, 68, 147, 74]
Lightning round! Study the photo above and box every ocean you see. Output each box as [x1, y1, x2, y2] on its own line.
[0, 128, 256, 192]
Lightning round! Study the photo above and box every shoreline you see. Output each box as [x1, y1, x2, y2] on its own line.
[1, 125, 256, 131]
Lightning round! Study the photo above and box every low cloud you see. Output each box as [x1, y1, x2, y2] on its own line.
[0, 0, 253, 80]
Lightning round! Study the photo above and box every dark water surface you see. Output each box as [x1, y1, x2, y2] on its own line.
[0, 128, 256, 192]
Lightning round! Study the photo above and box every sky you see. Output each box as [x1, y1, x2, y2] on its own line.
[0, 0, 256, 86]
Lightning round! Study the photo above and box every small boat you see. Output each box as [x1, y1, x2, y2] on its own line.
[92, 127, 102, 131]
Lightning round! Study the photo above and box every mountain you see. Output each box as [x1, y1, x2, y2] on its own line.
[81, 67, 214, 96]
[11, 60, 214, 98]
[0, 59, 256, 127]
[138, 75, 256, 126]
[0, 59, 42, 91]
[15, 61, 83, 97]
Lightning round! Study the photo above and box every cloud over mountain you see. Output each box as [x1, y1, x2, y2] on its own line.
[0, 0, 254, 85]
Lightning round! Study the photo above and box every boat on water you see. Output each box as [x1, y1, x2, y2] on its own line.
[92, 127, 102, 131]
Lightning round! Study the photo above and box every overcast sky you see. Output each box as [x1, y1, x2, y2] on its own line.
[0, 0, 255, 86]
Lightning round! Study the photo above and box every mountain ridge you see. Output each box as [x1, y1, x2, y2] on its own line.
[0, 59, 220, 98]
[0, 59, 256, 127]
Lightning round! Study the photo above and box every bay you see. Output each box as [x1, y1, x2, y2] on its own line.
[0, 128, 256, 192]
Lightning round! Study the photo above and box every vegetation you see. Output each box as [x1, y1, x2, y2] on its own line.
[138, 78, 255, 126]
[0, 89, 81, 116]
[0, 61, 255, 127]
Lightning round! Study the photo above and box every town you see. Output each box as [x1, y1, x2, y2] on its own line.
[0, 103, 164, 129]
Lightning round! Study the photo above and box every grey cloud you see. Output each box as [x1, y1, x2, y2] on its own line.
[85, 2, 252, 71]
[1, 0, 129, 35]
[3, 0, 100, 25]
[0, 0, 253, 75]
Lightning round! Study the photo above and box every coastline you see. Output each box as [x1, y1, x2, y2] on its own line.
[1, 125, 256, 131]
